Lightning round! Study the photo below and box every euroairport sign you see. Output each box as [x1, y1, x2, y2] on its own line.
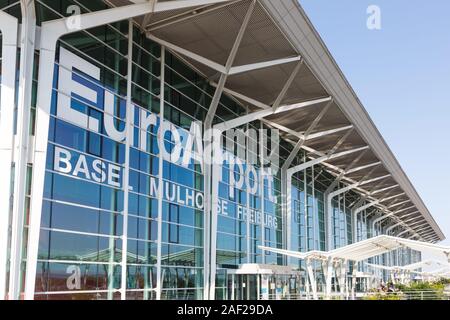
[52, 47, 280, 229]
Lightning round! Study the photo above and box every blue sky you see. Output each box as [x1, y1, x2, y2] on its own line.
[299, 0, 450, 248]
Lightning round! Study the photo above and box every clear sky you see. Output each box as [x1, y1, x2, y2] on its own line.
[299, 0, 450, 252]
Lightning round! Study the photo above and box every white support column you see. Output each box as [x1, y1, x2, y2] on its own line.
[0, 10, 19, 301]
[385, 222, 403, 235]
[285, 146, 368, 257]
[326, 173, 390, 249]
[207, 99, 333, 299]
[156, 45, 166, 300]
[351, 262, 357, 300]
[207, 1, 256, 300]
[8, 0, 36, 301]
[306, 258, 318, 300]
[259, 123, 266, 263]
[9, 1, 36, 300]
[371, 206, 415, 235]
[120, 20, 135, 300]
[351, 192, 404, 242]
[352, 202, 376, 243]
[325, 257, 334, 300]
[24, 1, 174, 300]
[335, 260, 347, 299]
[279, 101, 333, 262]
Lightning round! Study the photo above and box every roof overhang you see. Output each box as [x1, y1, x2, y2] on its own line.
[259, 235, 450, 262]
[103, 0, 444, 241]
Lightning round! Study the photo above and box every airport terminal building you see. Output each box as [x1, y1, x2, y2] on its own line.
[0, 0, 445, 300]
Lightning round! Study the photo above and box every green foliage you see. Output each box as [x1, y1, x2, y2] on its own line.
[436, 278, 450, 285]
[364, 281, 447, 300]
[363, 292, 402, 300]
[402, 281, 445, 300]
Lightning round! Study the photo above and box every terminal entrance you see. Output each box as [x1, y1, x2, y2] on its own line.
[226, 264, 301, 300]
[226, 274, 258, 300]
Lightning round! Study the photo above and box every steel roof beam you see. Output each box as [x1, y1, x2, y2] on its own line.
[325, 150, 368, 194]
[145, 0, 241, 31]
[397, 229, 412, 238]
[329, 174, 390, 198]
[147, 33, 227, 73]
[386, 222, 404, 235]
[229, 55, 302, 75]
[305, 125, 353, 140]
[398, 211, 420, 219]
[381, 193, 406, 203]
[282, 100, 333, 170]
[287, 146, 369, 175]
[272, 59, 304, 111]
[214, 96, 332, 132]
[388, 200, 411, 209]
[408, 220, 426, 228]
[371, 184, 399, 195]
[346, 161, 382, 175]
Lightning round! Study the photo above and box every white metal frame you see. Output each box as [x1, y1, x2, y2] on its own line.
[8, 0, 37, 301]
[285, 146, 369, 257]
[0, 9, 19, 301]
[326, 173, 390, 249]
[352, 192, 405, 243]
[385, 222, 403, 235]
[119, 19, 134, 300]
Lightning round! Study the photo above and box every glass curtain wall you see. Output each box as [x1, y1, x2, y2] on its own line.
[1, 0, 428, 300]
[30, 0, 285, 300]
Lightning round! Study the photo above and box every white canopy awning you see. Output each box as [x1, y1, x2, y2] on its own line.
[259, 235, 450, 263]
[365, 261, 450, 274]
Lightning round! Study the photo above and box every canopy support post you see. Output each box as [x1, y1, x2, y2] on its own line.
[306, 258, 318, 300]
[325, 257, 333, 300]
[351, 262, 358, 300]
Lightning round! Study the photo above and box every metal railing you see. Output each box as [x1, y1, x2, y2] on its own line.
[259, 291, 450, 300]
[259, 292, 352, 300]
[359, 290, 450, 300]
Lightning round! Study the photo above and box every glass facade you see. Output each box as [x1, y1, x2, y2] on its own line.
[28, 1, 287, 299]
[0, 0, 434, 301]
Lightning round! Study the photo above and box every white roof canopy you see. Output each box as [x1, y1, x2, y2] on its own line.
[366, 260, 450, 272]
[259, 235, 450, 263]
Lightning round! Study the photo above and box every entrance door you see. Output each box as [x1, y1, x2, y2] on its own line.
[227, 274, 258, 300]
